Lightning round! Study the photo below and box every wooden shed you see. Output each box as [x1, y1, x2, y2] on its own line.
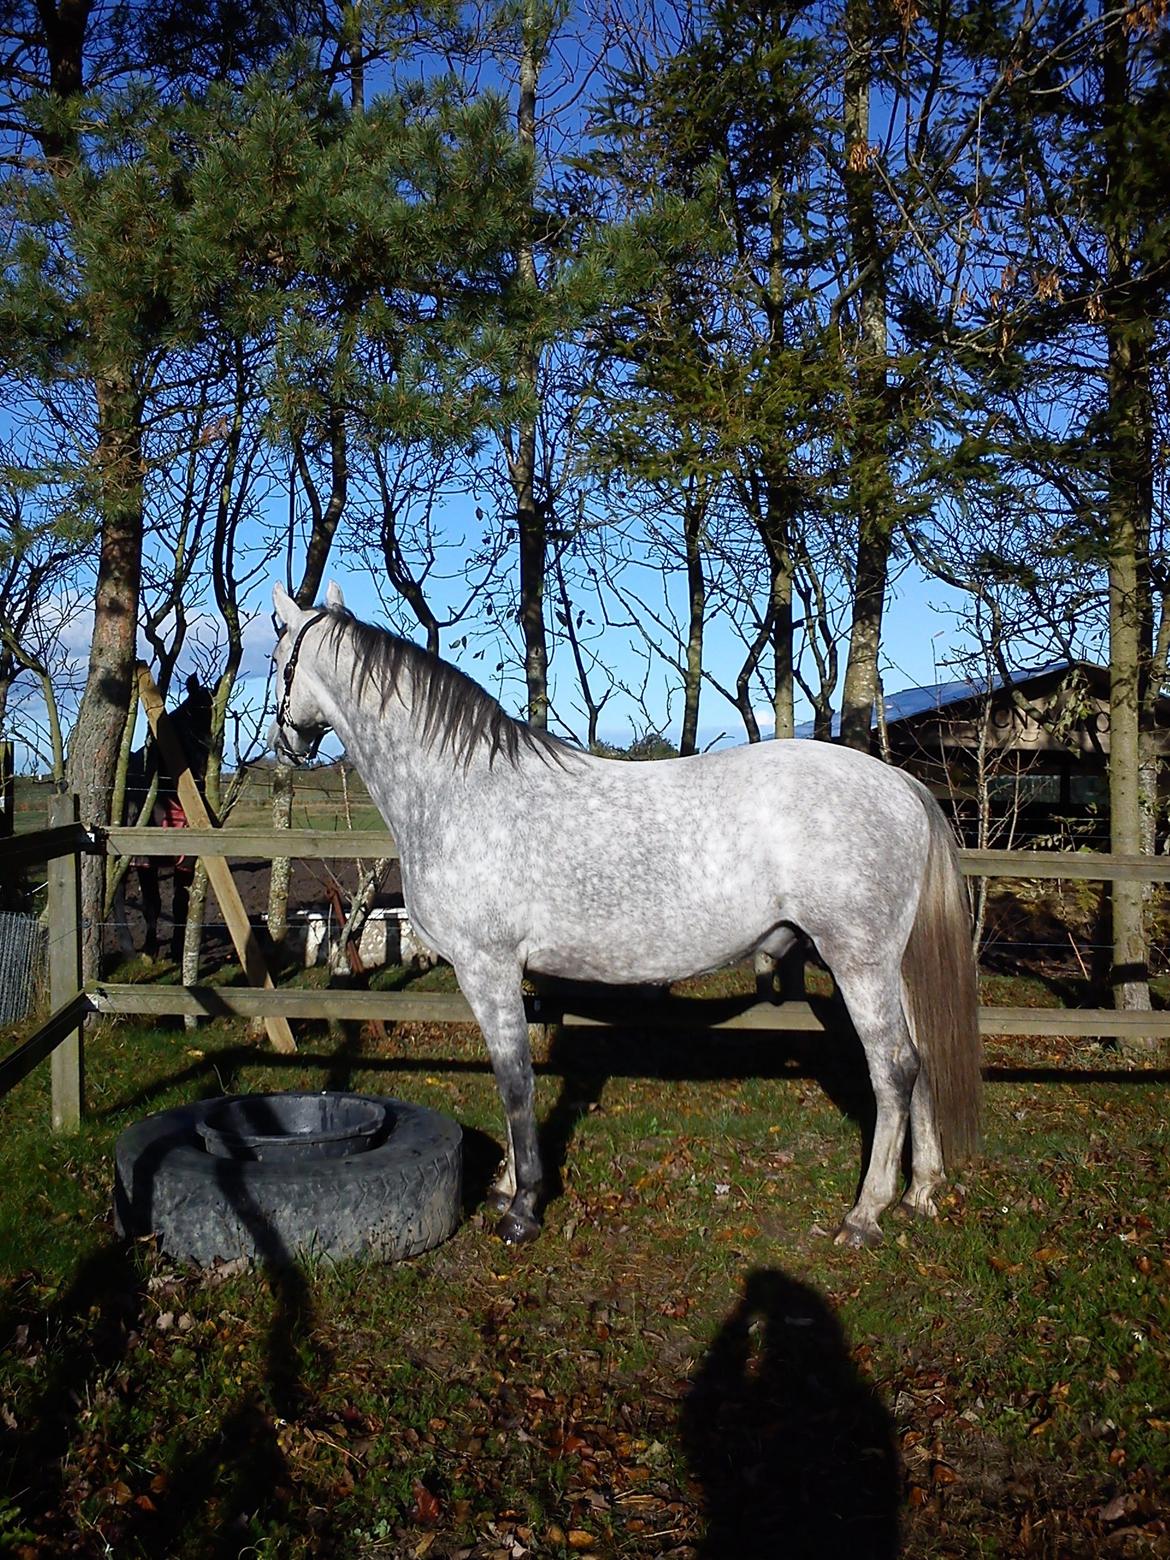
[868, 659, 1170, 848]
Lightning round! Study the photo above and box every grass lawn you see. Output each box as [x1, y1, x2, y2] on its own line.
[1, 983, 1167, 1558]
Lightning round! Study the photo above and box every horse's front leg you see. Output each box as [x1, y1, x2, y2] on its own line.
[456, 956, 542, 1245]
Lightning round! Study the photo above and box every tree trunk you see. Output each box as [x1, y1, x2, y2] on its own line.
[763, 171, 795, 743]
[1102, 16, 1154, 1032]
[181, 862, 208, 1031]
[268, 763, 294, 945]
[292, 405, 347, 608]
[680, 487, 706, 755]
[42, 0, 143, 983]
[65, 375, 144, 982]
[1107, 503, 1149, 1015]
[513, 0, 548, 728]
[765, 480, 795, 741]
[838, 0, 893, 752]
[840, 523, 892, 750]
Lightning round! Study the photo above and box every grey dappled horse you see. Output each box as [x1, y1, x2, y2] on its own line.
[270, 583, 982, 1249]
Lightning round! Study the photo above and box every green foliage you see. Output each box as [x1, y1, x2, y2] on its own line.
[0, 66, 539, 438]
[590, 729, 679, 761]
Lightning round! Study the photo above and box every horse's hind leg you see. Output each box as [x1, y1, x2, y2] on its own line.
[903, 1065, 945, 1218]
[827, 958, 919, 1249]
[456, 954, 542, 1245]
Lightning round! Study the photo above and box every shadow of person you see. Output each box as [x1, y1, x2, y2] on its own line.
[681, 1267, 900, 1560]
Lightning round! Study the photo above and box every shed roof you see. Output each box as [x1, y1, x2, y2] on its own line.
[796, 658, 1085, 739]
[879, 658, 1077, 725]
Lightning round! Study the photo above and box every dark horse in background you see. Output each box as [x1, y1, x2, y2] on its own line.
[115, 676, 213, 961]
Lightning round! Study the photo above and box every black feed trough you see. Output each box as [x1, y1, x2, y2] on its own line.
[115, 1092, 462, 1267]
[195, 1092, 386, 1161]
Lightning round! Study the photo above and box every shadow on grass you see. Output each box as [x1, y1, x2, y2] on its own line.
[537, 992, 876, 1208]
[0, 1243, 144, 1552]
[121, 1160, 336, 1558]
[1, 1185, 334, 1554]
[682, 1267, 900, 1560]
[89, 1000, 1170, 1237]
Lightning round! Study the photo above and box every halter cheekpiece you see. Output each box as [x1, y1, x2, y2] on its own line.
[276, 607, 331, 764]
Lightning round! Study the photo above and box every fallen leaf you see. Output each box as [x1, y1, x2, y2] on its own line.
[568, 1532, 596, 1550]
[1099, 1494, 1136, 1523]
[412, 1479, 441, 1525]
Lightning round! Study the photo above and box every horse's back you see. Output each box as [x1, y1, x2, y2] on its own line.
[440, 738, 933, 983]
[551, 739, 928, 880]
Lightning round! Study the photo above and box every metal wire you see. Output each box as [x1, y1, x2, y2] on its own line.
[0, 912, 46, 1023]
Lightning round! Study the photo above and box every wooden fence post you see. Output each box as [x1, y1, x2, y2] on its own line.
[0, 741, 13, 841]
[48, 789, 84, 1132]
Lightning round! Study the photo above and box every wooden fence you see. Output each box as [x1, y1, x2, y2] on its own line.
[4, 797, 1170, 1133]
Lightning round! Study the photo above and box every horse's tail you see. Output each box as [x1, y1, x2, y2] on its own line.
[901, 785, 983, 1167]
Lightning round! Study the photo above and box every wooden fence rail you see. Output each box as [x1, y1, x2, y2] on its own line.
[5, 812, 1170, 1131]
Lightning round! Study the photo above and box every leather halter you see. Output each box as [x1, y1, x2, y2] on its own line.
[275, 608, 331, 764]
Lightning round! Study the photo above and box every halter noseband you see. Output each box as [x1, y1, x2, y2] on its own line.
[276, 608, 331, 764]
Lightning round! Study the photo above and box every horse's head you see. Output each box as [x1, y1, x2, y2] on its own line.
[269, 581, 344, 765]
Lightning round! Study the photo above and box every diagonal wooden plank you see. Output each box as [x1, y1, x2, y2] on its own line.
[0, 993, 91, 1099]
[136, 665, 296, 1054]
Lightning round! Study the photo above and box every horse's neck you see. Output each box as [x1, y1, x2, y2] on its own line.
[315, 657, 471, 839]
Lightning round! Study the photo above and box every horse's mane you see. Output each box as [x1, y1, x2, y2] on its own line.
[323, 608, 571, 771]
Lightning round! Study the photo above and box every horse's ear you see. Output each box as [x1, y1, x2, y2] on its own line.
[325, 580, 345, 611]
[272, 582, 303, 632]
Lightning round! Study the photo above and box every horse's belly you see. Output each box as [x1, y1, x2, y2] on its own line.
[523, 913, 769, 985]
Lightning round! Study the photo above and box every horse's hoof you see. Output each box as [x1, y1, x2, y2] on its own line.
[833, 1219, 883, 1250]
[495, 1210, 541, 1245]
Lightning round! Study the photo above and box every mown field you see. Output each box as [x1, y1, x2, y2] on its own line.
[1, 970, 1167, 1559]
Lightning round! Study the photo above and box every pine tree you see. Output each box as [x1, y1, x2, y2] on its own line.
[0, 3, 541, 977]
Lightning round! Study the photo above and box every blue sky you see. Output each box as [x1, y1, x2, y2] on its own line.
[218, 549, 981, 767]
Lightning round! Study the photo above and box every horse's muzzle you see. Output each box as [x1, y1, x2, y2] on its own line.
[269, 719, 307, 765]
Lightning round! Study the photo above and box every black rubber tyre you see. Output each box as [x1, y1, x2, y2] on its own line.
[114, 1095, 462, 1267]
